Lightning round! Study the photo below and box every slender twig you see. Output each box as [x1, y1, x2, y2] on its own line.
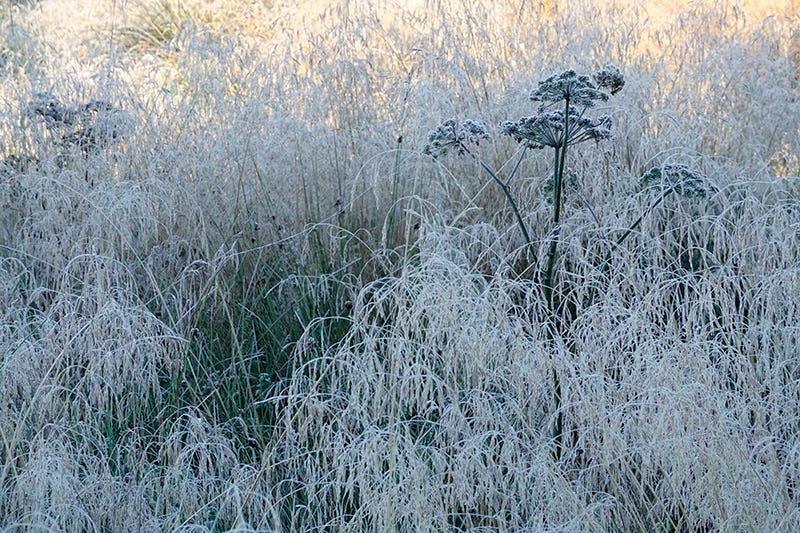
[584, 184, 679, 309]
[615, 186, 675, 247]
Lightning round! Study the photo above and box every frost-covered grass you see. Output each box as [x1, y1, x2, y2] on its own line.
[0, 0, 799, 530]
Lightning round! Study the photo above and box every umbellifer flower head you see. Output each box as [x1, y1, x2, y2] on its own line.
[503, 66, 624, 149]
[501, 108, 614, 148]
[26, 92, 78, 129]
[530, 69, 609, 109]
[423, 118, 490, 158]
[593, 64, 625, 95]
[640, 164, 717, 198]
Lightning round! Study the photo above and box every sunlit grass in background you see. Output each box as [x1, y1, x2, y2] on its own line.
[1, 0, 799, 530]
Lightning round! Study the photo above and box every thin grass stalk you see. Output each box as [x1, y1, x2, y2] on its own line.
[385, 135, 404, 247]
[585, 184, 681, 310]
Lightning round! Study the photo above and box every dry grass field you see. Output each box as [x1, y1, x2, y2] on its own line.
[1, 0, 799, 530]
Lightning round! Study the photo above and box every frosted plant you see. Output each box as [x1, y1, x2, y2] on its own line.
[425, 65, 625, 308]
[640, 164, 717, 199]
[425, 66, 626, 462]
[425, 118, 534, 246]
[609, 164, 717, 251]
[592, 63, 625, 95]
[501, 108, 613, 149]
[529, 68, 610, 108]
[422, 118, 490, 158]
[25, 94, 131, 158]
[426, 68, 719, 468]
[506, 65, 623, 308]
[60, 100, 133, 154]
[25, 92, 78, 129]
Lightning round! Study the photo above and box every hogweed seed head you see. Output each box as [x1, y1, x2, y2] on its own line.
[640, 164, 717, 198]
[530, 69, 609, 109]
[501, 113, 562, 149]
[501, 108, 615, 148]
[461, 119, 491, 145]
[593, 64, 625, 95]
[504, 66, 623, 150]
[24, 94, 132, 156]
[423, 118, 489, 158]
[580, 113, 614, 141]
[26, 92, 78, 129]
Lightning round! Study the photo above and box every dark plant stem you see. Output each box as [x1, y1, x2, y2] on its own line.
[615, 186, 674, 248]
[385, 134, 404, 246]
[542, 97, 571, 312]
[542, 147, 561, 310]
[463, 145, 535, 255]
[544, 97, 572, 463]
[584, 186, 678, 310]
[477, 159, 534, 246]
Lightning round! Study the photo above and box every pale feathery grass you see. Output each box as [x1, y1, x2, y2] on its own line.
[263, 180, 800, 530]
[0, 0, 798, 530]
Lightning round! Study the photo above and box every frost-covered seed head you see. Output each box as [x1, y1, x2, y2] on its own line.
[460, 119, 490, 146]
[593, 64, 625, 95]
[501, 109, 614, 148]
[423, 118, 489, 158]
[26, 92, 79, 129]
[530, 69, 609, 109]
[583, 114, 614, 141]
[640, 164, 717, 198]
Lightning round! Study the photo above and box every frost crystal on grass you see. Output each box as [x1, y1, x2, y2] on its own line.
[423, 118, 489, 158]
[640, 164, 717, 198]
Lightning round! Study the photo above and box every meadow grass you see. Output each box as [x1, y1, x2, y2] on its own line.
[0, 0, 799, 530]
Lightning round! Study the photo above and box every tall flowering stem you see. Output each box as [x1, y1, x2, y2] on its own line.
[501, 66, 623, 462]
[422, 65, 625, 309]
[502, 66, 622, 309]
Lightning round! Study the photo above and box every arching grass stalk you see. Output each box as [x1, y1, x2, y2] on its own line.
[585, 164, 717, 308]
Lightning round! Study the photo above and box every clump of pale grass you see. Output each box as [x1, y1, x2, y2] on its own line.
[264, 219, 565, 531]
[262, 173, 800, 531]
[0, 254, 189, 529]
[0, 254, 182, 438]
